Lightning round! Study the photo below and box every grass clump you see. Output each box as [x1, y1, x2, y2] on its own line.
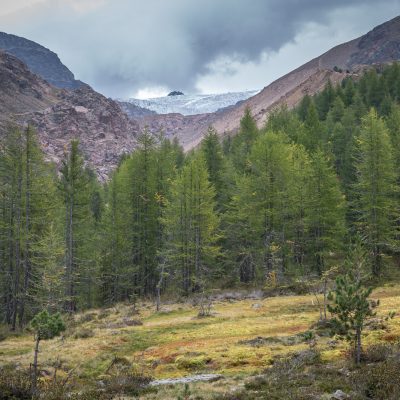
[175, 354, 212, 371]
[73, 328, 95, 339]
[77, 313, 97, 324]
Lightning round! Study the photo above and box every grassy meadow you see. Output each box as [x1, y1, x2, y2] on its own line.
[1, 284, 400, 398]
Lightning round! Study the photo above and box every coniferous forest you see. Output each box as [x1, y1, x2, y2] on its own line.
[2, 63, 400, 328]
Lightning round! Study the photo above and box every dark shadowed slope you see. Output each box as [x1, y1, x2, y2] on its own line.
[0, 32, 85, 89]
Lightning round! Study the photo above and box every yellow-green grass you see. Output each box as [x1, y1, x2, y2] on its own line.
[1, 284, 399, 384]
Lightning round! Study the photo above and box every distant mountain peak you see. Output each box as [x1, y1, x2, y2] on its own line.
[0, 32, 85, 90]
[126, 90, 259, 116]
[168, 90, 184, 96]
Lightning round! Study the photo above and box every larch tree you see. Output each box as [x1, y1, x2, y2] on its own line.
[306, 150, 346, 274]
[59, 140, 90, 313]
[163, 153, 220, 295]
[354, 109, 397, 276]
[246, 131, 292, 280]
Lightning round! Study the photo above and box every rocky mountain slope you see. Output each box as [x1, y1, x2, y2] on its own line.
[118, 101, 157, 119]
[0, 50, 59, 131]
[0, 51, 139, 180]
[138, 15, 400, 150]
[0, 32, 84, 89]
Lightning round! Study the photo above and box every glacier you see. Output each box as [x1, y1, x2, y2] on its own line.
[124, 90, 259, 116]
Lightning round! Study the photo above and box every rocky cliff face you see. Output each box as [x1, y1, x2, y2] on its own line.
[0, 32, 84, 89]
[29, 86, 140, 180]
[0, 51, 139, 180]
[0, 50, 59, 131]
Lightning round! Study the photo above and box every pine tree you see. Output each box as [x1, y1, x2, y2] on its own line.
[129, 130, 159, 296]
[328, 274, 375, 364]
[163, 154, 219, 294]
[0, 126, 59, 327]
[302, 100, 323, 151]
[286, 144, 312, 271]
[241, 131, 292, 280]
[100, 164, 132, 304]
[306, 150, 346, 274]
[266, 105, 305, 144]
[230, 107, 258, 172]
[201, 126, 230, 210]
[30, 311, 65, 393]
[354, 109, 397, 276]
[59, 140, 90, 313]
[225, 174, 260, 283]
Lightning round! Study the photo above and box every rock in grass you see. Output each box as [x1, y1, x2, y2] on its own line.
[331, 389, 349, 399]
[149, 374, 222, 386]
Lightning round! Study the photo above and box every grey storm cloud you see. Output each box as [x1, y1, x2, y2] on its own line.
[1, 0, 399, 97]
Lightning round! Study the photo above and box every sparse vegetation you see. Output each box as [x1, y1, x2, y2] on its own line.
[0, 284, 399, 398]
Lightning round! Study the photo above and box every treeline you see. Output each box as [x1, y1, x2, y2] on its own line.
[2, 63, 400, 326]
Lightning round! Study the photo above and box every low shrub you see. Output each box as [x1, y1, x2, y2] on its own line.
[101, 356, 152, 397]
[363, 343, 393, 363]
[0, 365, 31, 400]
[354, 357, 400, 399]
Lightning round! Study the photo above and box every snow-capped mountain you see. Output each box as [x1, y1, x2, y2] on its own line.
[125, 90, 259, 115]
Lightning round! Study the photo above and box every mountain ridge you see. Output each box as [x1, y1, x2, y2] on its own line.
[0, 31, 85, 89]
[1, 16, 400, 176]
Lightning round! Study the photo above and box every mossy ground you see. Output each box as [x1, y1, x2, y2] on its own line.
[1, 284, 399, 398]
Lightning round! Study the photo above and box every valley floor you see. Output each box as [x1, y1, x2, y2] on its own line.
[1, 284, 400, 398]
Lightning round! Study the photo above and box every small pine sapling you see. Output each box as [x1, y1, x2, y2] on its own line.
[327, 275, 376, 364]
[30, 310, 65, 394]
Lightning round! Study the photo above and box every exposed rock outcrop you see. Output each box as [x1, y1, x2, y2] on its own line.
[29, 86, 139, 180]
[0, 50, 59, 131]
[0, 51, 139, 180]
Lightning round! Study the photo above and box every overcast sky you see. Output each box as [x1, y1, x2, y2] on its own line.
[0, 0, 399, 98]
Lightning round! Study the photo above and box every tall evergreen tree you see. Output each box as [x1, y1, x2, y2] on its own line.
[306, 150, 346, 274]
[163, 154, 219, 294]
[201, 126, 230, 210]
[354, 109, 397, 276]
[230, 107, 259, 172]
[59, 140, 90, 313]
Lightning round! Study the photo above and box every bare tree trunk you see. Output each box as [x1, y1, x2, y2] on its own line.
[355, 327, 362, 364]
[32, 335, 40, 394]
[323, 278, 327, 321]
[156, 262, 165, 312]
[69, 200, 74, 312]
[12, 147, 23, 331]
[19, 128, 32, 327]
[5, 197, 14, 325]
[65, 197, 75, 313]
